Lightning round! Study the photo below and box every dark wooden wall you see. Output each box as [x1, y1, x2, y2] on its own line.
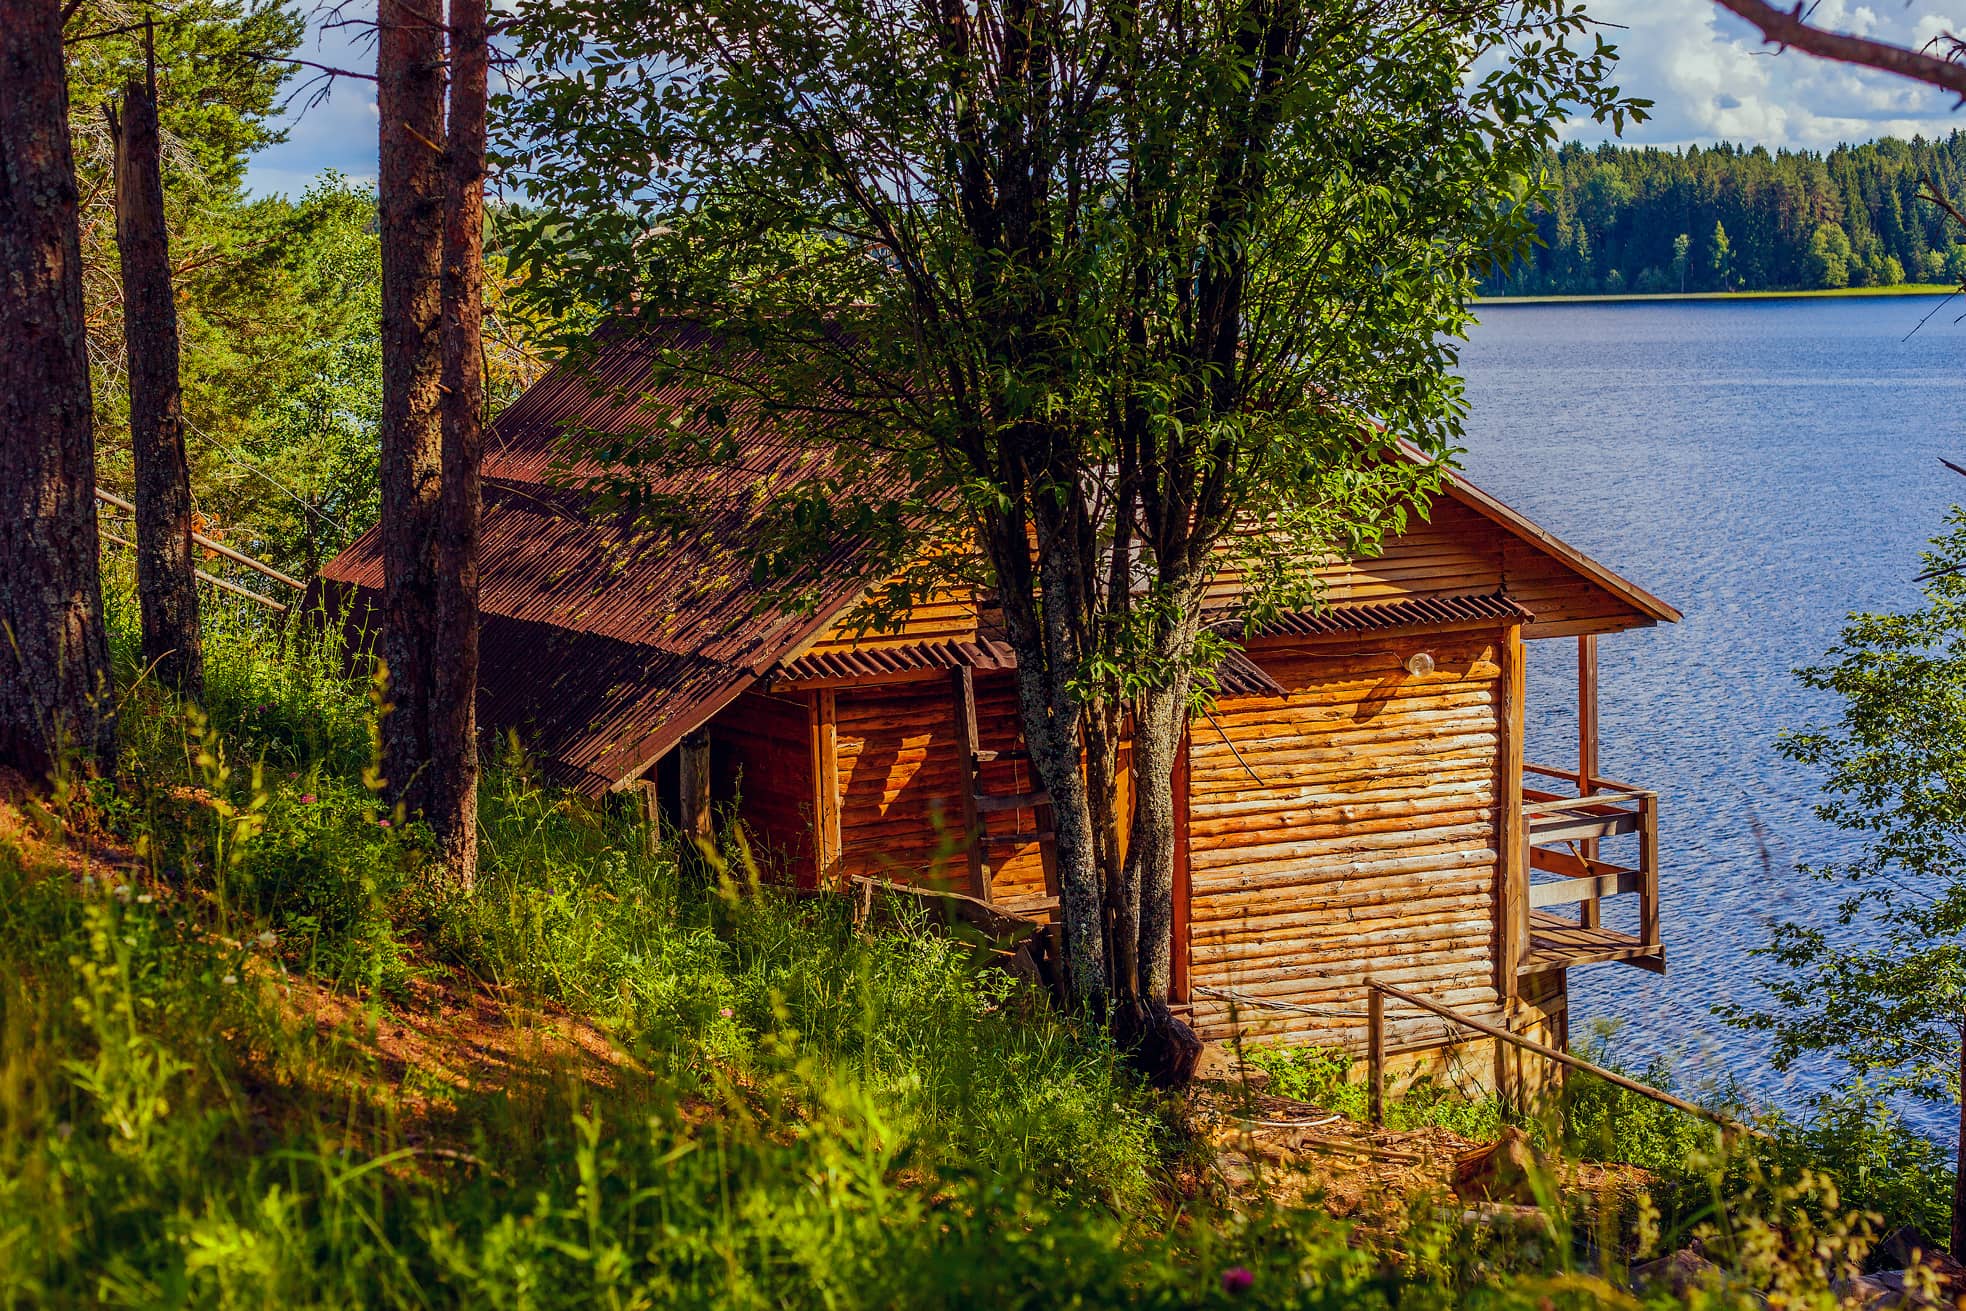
[709, 689, 818, 885]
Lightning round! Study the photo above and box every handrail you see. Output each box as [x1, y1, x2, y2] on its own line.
[1522, 788, 1650, 815]
[98, 528, 288, 613]
[1524, 761, 1645, 795]
[95, 488, 305, 590]
[1365, 979, 1762, 1137]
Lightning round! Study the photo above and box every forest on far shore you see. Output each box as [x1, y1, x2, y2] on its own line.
[1483, 134, 1966, 296]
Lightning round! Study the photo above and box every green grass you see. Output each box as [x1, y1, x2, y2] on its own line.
[1477, 283, 1959, 305]
[0, 571, 1931, 1305]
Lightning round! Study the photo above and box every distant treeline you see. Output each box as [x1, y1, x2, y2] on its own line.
[1483, 135, 1966, 296]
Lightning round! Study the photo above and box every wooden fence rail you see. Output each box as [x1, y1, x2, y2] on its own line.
[94, 487, 306, 591]
[1364, 978, 1763, 1138]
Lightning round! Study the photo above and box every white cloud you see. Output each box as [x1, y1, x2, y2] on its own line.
[1567, 0, 1966, 151]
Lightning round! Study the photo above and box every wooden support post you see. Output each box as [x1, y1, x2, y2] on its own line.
[1577, 634, 1601, 929]
[809, 690, 841, 887]
[1497, 623, 1527, 999]
[1640, 791, 1660, 954]
[629, 776, 661, 857]
[1367, 986, 1386, 1127]
[950, 666, 991, 901]
[679, 730, 712, 852]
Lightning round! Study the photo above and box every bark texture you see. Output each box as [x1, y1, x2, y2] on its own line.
[0, 0, 114, 780]
[376, 0, 451, 832]
[110, 65, 203, 701]
[433, 0, 487, 882]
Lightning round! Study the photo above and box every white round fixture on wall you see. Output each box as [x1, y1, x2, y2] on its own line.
[1404, 651, 1436, 678]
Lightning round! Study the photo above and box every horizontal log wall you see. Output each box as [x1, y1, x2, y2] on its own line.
[709, 689, 819, 885]
[1188, 629, 1508, 1052]
[804, 584, 979, 653]
[1205, 498, 1650, 636]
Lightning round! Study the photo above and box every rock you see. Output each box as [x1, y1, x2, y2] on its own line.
[1111, 997, 1202, 1090]
[1871, 1226, 1966, 1287]
[1630, 1247, 1720, 1300]
[1452, 1126, 1545, 1205]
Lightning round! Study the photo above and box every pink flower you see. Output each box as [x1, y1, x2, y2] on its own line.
[300, 794, 316, 804]
[720, 1007, 734, 1018]
[1220, 1267, 1253, 1295]
[378, 819, 392, 828]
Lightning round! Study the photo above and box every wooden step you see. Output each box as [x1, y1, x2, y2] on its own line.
[980, 829, 1057, 846]
[975, 788, 1051, 813]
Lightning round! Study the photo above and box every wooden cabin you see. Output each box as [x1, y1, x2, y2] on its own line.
[322, 332, 1680, 1092]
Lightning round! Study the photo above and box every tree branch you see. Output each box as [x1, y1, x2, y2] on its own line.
[1714, 0, 1966, 100]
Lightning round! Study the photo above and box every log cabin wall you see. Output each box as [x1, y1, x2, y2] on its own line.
[1185, 627, 1511, 1057]
[707, 689, 819, 885]
[1205, 497, 1653, 638]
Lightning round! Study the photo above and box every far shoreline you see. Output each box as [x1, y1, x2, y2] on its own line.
[1478, 283, 1959, 306]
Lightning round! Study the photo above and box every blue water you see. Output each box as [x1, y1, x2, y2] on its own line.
[1457, 294, 1966, 1137]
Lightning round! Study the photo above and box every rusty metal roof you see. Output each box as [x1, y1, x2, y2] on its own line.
[774, 638, 1017, 683]
[319, 326, 893, 796]
[1232, 591, 1534, 639]
[772, 637, 1284, 699]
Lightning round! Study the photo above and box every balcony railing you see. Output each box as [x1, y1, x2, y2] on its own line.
[1518, 763, 1663, 976]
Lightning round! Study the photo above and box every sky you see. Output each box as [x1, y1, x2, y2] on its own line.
[242, 0, 1966, 197]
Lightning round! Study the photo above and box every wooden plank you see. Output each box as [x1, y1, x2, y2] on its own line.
[975, 788, 1050, 813]
[1527, 870, 1641, 908]
[1498, 621, 1526, 1000]
[810, 690, 841, 885]
[1526, 811, 1638, 844]
[949, 667, 989, 901]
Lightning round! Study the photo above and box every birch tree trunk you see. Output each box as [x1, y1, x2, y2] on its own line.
[110, 55, 203, 701]
[0, 0, 114, 780]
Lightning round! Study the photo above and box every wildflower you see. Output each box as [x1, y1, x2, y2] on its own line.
[136, 893, 154, 905]
[720, 1007, 734, 1019]
[114, 884, 132, 900]
[257, 930, 277, 949]
[1220, 1267, 1253, 1295]
[222, 974, 238, 986]
[80, 875, 95, 890]
[378, 818, 392, 828]
[300, 794, 316, 804]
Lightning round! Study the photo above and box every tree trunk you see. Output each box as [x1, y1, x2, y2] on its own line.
[1954, 1019, 1964, 1257]
[0, 0, 114, 780]
[432, 0, 487, 884]
[1129, 670, 1189, 998]
[376, 0, 449, 827]
[109, 53, 203, 701]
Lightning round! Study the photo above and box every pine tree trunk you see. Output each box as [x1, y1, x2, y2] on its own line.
[0, 0, 114, 780]
[376, 0, 449, 827]
[110, 59, 202, 701]
[432, 0, 486, 884]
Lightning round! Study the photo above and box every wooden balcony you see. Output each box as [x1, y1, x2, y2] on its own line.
[1516, 763, 1663, 977]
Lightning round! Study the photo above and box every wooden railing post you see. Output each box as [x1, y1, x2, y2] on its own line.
[1367, 986, 1386, 1127]
[1640, 790, 1660, 952]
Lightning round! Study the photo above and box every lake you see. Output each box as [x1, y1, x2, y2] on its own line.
[1457, 294, 1966, 1137]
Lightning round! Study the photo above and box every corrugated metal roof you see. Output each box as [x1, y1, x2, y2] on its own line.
[773, 637, 1284, 698]
[1230, 591, 1534, 638]
[775, 638, 1017, 683]
[319, 325, 893, 796]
